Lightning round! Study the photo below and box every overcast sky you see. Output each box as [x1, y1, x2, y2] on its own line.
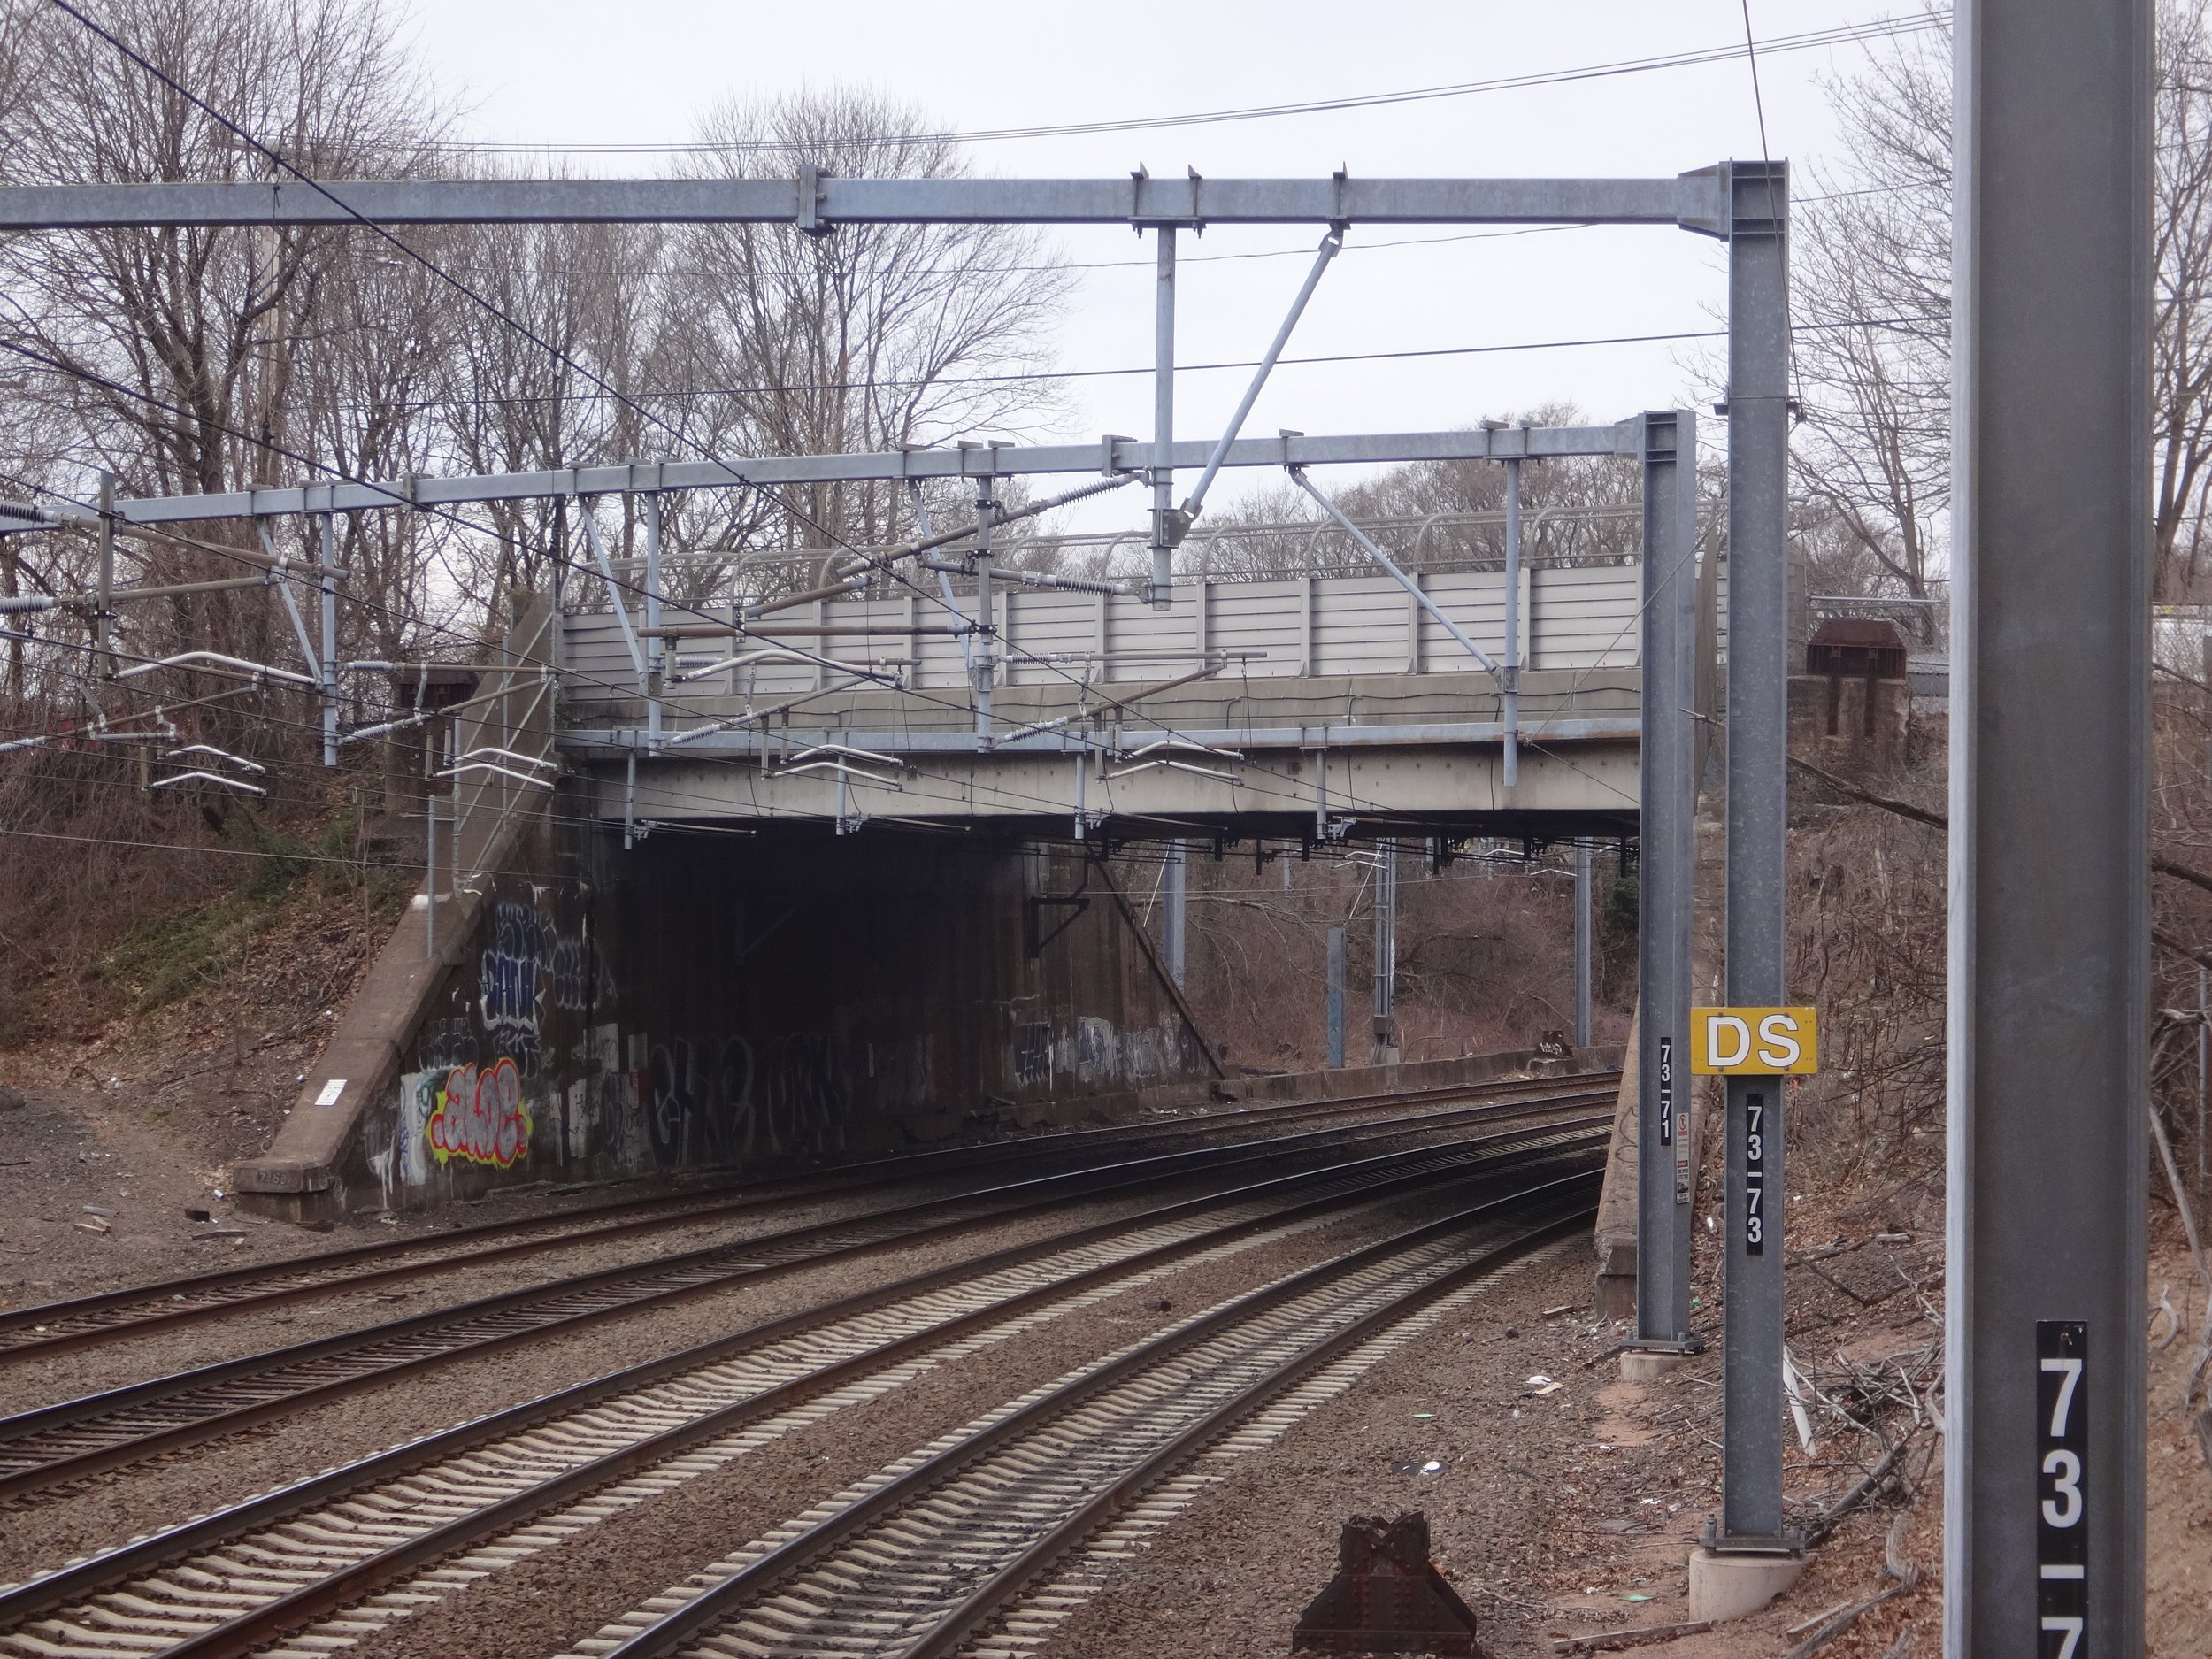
[409, 2, 1918, 529]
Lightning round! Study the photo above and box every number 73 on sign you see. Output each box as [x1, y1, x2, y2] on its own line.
[1688, 1007, 1819, 1075]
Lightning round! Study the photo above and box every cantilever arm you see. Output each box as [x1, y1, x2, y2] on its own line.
[1179, 231, 1342, 527]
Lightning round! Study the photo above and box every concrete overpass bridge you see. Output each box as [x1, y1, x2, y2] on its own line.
[558, 562, 1653, 845]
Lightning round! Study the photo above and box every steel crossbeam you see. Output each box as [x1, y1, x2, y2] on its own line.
[100, 424, 1646, 526]
[0, 172, 1729, 231]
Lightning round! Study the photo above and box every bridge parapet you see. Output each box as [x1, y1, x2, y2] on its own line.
[558, 564, 1646, 834]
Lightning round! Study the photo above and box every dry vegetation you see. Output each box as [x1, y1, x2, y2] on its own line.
[1146, 841, 1633, 1073]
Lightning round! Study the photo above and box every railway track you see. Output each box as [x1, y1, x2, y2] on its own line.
[570, 1179, 1601, 1659]
[0, 1068, 1617, 1361]
[0, 1124, 1604, 1659]
[0, 1084, 1609, 1503]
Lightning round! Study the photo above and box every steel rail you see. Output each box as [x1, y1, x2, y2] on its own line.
[0, 1079, 1601, 1407]
[0, 1089, 1610, 1501]
[591, 1171, 1601, 1659]
[145, 1130, 1605, 1659]
[0, 1066, 1617, 1358]
[904, 1209, 1595, 1659]
[0, 1122, 1605, 1647]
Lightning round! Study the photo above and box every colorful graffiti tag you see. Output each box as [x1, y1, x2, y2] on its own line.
[426, 1057, 533, 1168]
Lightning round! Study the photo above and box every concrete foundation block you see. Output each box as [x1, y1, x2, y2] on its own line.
[1686, 1547, 1806, 1623]
[1594, 1271, 1637, 1320]
[1619, 1348, 1689, 1382]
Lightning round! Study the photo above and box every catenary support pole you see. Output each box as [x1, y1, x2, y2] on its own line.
[1949, 5, 2150, 1655]
[424, 793, 436, 959]
[973, 474, 995, 740]
[1574, 843, 1593, 1049]
[1163, 841, 1187, 988]
[1635, 409, 1699, 1356]
[319, 513, 338, 767]
[94, 471, 113, 685]
[643, 490, 663, 748]
[1717, 164, 1792, 1551]
[1502, 458, 1522, 789]
[1373, 840, 1398, 1063]
[1325, 925, 1346, 1069]
[1150, 226, 1177, 607]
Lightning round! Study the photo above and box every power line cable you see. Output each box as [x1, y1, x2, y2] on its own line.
[417, 16, 1941, 156]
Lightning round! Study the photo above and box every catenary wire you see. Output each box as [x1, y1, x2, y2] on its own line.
[410, 16, 1941, 155]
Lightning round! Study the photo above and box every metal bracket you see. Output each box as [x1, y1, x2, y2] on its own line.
[1698, 1517, 1804, 1555]
[1676, 159, 1786, 242]
[795, 163, 833, 236]
[1024, 878, 1092, 957]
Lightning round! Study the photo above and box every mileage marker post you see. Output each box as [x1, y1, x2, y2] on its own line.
[1688, 1004, 1818, 1620]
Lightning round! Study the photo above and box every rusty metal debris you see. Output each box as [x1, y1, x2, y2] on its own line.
[1292, 1510, 1485, 1657]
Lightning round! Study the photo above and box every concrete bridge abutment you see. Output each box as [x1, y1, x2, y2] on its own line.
[235, 809, 1216, 1222]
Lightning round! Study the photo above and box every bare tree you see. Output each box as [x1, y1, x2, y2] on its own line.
[1800, 1, 2212, 599]
[0, 0, 456, 704]
[434, 211, 680, 611]
[295, 229, 473, 661]
[659, 88, 1072, 557]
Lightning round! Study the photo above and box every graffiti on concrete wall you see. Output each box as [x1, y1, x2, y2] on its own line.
[550, 930, 598, 1013]
[770, 1033, 849, 1156]
[1052, 1015, 1195, 1090]
[864, 1035, 931, 1113]
[397, 1071, 438, 1187]
[480, 902, 551, 1076]
[647, 1035, 755, 1169]
[426, 1057, 533, 1168]
[1013, 1021, 1051, 1088]
[638, 1030, 856, 1167]
[415, 1018, 476, 1073]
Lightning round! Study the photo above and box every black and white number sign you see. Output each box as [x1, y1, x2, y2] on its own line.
[1661, 1036, 1693, 1204]
[1743, 1090, 1766, 1255]
[2037, 1320, 2087, 1658]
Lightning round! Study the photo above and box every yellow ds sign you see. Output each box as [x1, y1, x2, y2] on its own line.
[1690, 1007, 1819, 1075]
